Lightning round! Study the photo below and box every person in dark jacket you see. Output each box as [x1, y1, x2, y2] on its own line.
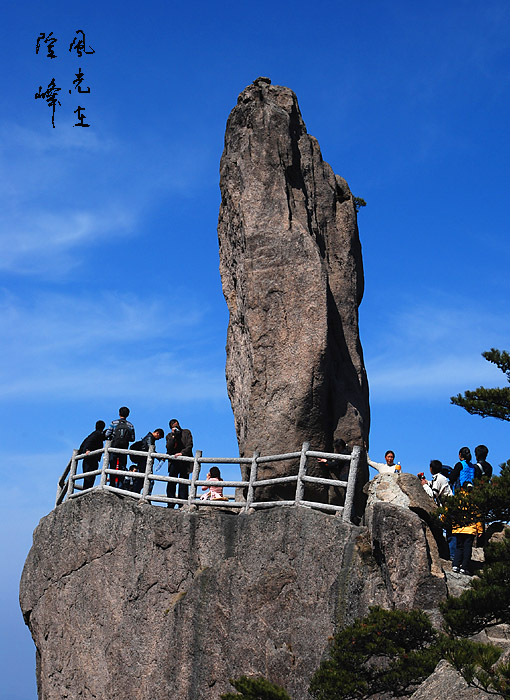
[317, 438, 350, 505]
[166, 419, 193, 507]
[105, 406, 135, 489]
[79, 420, 106, 490]
[474, 444, 493, 481]
[127, 429, 164, 494]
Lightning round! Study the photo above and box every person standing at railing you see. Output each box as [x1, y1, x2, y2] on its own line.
[317, 438, 349, 470]
[126, 429, 165, 494]
[79, 420, 106, 490]
[317, 438, 350, 505]
[105, 407, 135, 489]
[166, 419, 193, 507]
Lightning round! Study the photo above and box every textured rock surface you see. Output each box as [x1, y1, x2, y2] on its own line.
[20, 488, 449, 700]
[365, 472, 451, 560]
[410, 660, 490, 700]
[218, 77, 369, 491]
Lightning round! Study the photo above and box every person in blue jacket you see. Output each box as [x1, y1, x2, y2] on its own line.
[450, 446, 476, 494]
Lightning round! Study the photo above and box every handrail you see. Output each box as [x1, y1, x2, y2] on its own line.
[56, 442, 364, 522]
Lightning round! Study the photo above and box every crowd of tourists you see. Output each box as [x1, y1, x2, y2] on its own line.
[422, 445, 492, 576]
[76, 411, 494, 570]
[76, 406, 226, 508]
[369, 443, 493, 577]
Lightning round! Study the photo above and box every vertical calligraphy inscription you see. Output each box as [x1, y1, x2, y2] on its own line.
[34, 29, 95, 128]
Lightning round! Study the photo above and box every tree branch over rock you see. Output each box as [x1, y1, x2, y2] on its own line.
[451, 349, 510, 421]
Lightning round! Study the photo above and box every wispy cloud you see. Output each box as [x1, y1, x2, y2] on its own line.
[0, 122, 215, 277]
[0, 207, 135, 275]
[0, 291, 225, 401]
[0, 351, 226, 402]
[364, 295, 510, 401]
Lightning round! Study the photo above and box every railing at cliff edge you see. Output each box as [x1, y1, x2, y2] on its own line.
[56, 442, 363, 522]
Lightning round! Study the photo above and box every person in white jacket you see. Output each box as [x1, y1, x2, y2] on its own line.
[421, 460, 455, 561]
[367, 449, 400, 475]
[421, 460, 452, 506]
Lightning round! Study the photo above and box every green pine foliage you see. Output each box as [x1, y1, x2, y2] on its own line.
[440, 637, 505, 697]
[220, 676, 291, 700]
[436, 461, 510, 529]
[353, 196, 367, 213]
[441, 528, 510, 637]
[307, 607, 502, 700]
[308, 607, 443, 700]
[451, 349, 510, 421]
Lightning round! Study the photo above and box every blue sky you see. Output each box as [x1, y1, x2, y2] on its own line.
[2, 1, 510, 697]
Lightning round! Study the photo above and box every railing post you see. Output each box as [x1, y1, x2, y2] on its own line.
[188, 450, 202, 505]
[66, 449, 79, 499]
[141, 442, 156, 500]
[294, 442, 309, 506]
[100, 440, 111, 487]
[243, 451, 259, 512]
[343, 445, 361, 522]
[56, 460, 71, 506]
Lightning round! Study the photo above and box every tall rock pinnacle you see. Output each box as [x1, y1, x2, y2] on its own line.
[218, 78, 370, 477]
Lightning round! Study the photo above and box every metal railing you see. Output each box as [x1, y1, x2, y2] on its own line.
[56, 441, 363, 522]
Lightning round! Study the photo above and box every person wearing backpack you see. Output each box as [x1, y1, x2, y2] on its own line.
[450, 447, 476, 494]
[474, 444, 493, 481]
[421, 459, 455, 560]
[127, 428, 164, 494]
[105, 407, 135, 489]
[421, 460, 453, 505]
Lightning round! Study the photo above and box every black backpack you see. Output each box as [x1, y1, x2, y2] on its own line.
[111, 419, 130, 448]
[441, 464, 453, 480]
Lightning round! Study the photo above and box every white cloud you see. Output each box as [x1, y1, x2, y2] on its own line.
[0, 291, 179, 351]
[0, 207, 135, 275]
[0, 290, 225, 401]
[0, 122, 215, 277]
[0, 351, 226, 402]
[368, 355, 503, 400]
[364, 296, 510, 401]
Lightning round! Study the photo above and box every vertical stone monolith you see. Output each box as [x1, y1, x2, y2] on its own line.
[218, 77, 369, 495]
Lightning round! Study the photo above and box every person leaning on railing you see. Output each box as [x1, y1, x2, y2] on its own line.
[126, 429, 165, 494]
[317, 438, 351, 505]
[316, 438, 349, 472]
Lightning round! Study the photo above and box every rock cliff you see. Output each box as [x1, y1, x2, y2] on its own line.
[218, 78, 369, 490]
[21, 480, 453, 700]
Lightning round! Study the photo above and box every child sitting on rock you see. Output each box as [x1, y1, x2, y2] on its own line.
[200, 466, 228, 500]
